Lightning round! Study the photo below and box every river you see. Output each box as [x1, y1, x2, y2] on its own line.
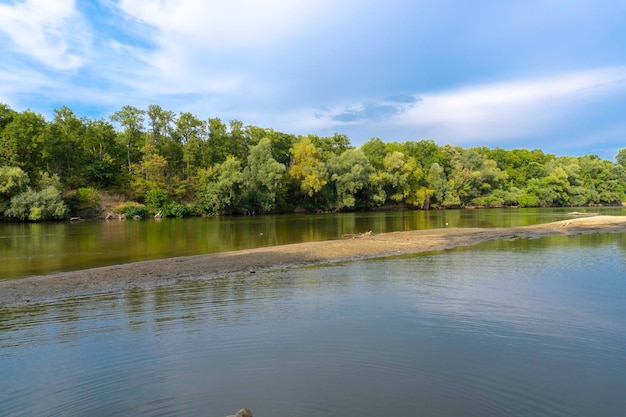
[2, 207, 626, 280]
[1, 208, 625, 416]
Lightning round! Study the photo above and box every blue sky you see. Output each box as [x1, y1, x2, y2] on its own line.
[1, 0, 625, 160]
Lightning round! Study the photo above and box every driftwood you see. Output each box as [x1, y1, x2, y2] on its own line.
[342, 230, 374, 239]
[105, 211, 127, 220]
[154, 210, 162, 219]
[226, 409, 252, 417]
[568, 211, 599, 216]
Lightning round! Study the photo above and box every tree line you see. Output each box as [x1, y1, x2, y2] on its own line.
[1, 102, 625, 221]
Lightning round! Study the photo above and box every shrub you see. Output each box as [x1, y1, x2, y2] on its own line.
[0, 166, 30, 196]
[119, 202, 148, 219]
[471, 189, 522, 207]
[519, 192, 540, 208]
[0, 166, 30, 214]
[163, 201, 192, 218]
[65, 187, 102, 218]
[145, 188, 169, 211]
[472, 194, 504, 207]
[37, 171, 62, 190]
[5, 186, 68, 221]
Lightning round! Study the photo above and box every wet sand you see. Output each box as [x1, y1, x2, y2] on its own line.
[2, 215, 625, 306]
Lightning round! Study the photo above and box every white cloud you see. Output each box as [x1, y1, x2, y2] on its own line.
[127, 40, 245, 95]
[116, 0, 337, 47]
[1, 0, 624, 161]
[0, 0, 89, 70]
[284, 66, 626, 154]
[109, 0, 351, 98]
[318, 67, 626, 144]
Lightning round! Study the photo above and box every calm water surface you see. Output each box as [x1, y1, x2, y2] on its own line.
[2, 207, 626, 279]
[1, 233, 625, 416]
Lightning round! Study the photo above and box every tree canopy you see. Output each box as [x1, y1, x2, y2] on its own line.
[0, 102, 624, 221]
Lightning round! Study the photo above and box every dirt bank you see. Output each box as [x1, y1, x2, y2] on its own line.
[2, 215, 625, 306]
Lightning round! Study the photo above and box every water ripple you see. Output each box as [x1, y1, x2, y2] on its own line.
[2, 236, 626, 416]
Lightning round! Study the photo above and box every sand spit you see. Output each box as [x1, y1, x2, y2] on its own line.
[1, 215, 625, 306]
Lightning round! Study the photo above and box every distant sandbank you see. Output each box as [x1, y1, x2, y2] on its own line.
[1, 215, 625, 306]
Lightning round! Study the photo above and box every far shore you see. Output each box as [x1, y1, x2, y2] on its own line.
[2, 215, 626, 306]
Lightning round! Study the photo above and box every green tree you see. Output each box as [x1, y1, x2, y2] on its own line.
[144, 187, 169, 213]
[228, 119, 249, 162]
[522, 164, 575, 207]
[178, 112, 208, 177]
[311, 133, 353, 160]
[327, 148, 374, 210]
[0, 110, 48, 178]
[147, 104, 182, 182]
[0, 103, 16, 132]
[110, 105, 145, 175]
[0, 166, 30, 213]
[466, 159, 508, 202]
[147, 104, 175, 147]
[288, 136, 328, 201]
[546, 158, 587, 206]
[131, 142, 168, 198]
[426, 162, 446, 207]
[361, 137, 387, 170]
[195, 156, 244, 215]
[381, 151, 417, 203]
[5, 186, 67, 221]
[82, 118, 123, 188]
[64, 187, 102, 218]
[483, 147, 552, 187]
[243, 138, 286, 214]
[404, 139, 445, 168]
[616, 148, 626, 167]
[207, 117, 228, 164]
[265, 129, 297, 166]
[438, 146, 464, 207]
[49, 106, 87, 186]
[578, 155, 625, 204]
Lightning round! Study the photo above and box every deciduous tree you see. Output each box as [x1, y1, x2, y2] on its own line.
[110, 105, 145, 175]
[243, 138, 286, 214]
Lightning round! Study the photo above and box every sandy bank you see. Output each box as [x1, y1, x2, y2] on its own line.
[2, 215, 625, 306]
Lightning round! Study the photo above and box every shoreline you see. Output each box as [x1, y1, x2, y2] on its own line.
[2, 215, 626, 306]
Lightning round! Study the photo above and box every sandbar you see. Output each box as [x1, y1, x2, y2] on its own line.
[1, 215, 625, 306]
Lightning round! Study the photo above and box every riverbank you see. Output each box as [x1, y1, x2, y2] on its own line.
[2, 215, 626, 306]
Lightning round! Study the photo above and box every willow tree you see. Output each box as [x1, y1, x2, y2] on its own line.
[243, 138, 286, 214]
[326, 148, 375, 210]
[288, 136, 328, 203]
[0, 166, 29, 214]
[195, 156, 244, 215]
